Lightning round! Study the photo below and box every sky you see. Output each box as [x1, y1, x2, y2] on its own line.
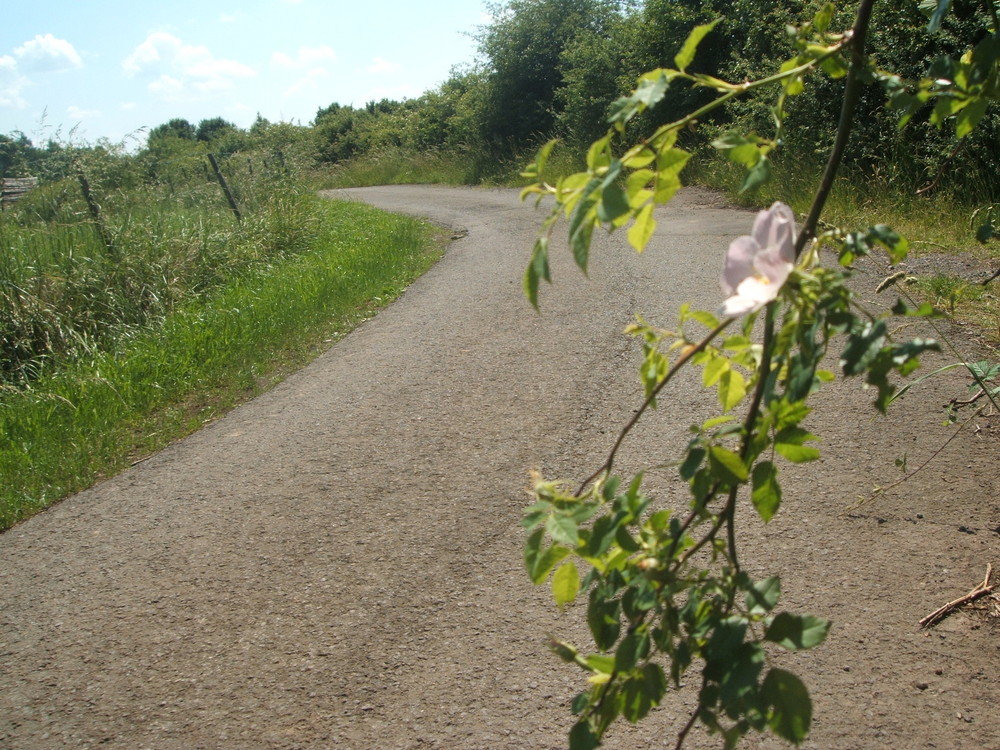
[1, 0, 488, 147]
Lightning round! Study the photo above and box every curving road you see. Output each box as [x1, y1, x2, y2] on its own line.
[1, 186, 997, 749]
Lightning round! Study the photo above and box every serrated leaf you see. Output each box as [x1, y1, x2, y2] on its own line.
[597, 182, 631, 224]
[703, 355, 730, 387]
[762, 668, 812, 743]
[552, 561, 581, 607]
[547, 514, 581, 546]
[765, 612, 831, 650]
[746, 575, 781, 615]
[531, 545, 571, 585]
[588, 592, 621, 651]
[840, 320, 887, 376]
[956, 95, 989, 138]
[813, 2, 835, 32]
[708, 445, 749, 484]
[674, 18, 722, 72]
[628, 202, 656, 251]
[718, 368, 747, 412]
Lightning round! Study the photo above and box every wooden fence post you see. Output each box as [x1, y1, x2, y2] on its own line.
[207, 153, 242, 223]
[77, 170, 119, 261]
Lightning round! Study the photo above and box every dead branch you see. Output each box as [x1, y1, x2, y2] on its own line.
[920, 563, 996, 628]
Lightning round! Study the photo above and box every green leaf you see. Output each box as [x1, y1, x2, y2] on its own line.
[867, 225, 909, 264]
[621, 664, 666, 722]
[547, 513, 581, 546]
[774, 428, 820, 464]
[712, 132, 764, 167]
[553, 561, 581, 607]
[598, 182, 631, 224]
[614, 631, 649, 672]
[751, 461, 782, 521]
[523, 236, 551, 309]
[746, 576, 781, 615]
[585, 653, 616, 674]
[765, 612, 831, 651]
[569, 720, 600, 750]
[679, 447, 706, 481]
[740, 155, 771, 193]
[586, 134, 612, 171]
[718, 368, 747, 412]
[761, 668, 812, 743]
[674, 18, 722, 73]
[703, 355, 730, 387]
[588, 590, 621, 651]
[628, 203, 656, 251]
[522, 139, 558, 179]
[587, 515, 618, 557]
[840, 320, 887, 376]
[813, 2, 835, 32]
[956, 96, 989, 138]
[530, 544, 572, 585]
[708, 445, 749, 484]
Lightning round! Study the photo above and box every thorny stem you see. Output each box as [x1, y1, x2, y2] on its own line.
[796, 0, 877, 257]
[644, 43, 853, 151]
[576, 318, 734, 495]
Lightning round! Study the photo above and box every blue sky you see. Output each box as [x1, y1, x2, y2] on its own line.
[1, 0, 488, 147]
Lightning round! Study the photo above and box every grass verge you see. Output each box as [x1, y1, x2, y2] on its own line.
[0, 196, 446, 531]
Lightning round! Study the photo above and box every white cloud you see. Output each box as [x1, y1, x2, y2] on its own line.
[0, 55, 27, 108]
[67, 104, 100, 120]
[123, 32, 255, 101]
[271, 45, 335, 70]
[282, 67, 331, 98]
[13, 34, 82, 73]
[1, 34, 81, 109]
[365, 57, 399, 74]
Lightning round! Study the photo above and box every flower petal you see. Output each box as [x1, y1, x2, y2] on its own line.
[721, 235, 758, 296]
[752, 202, 796, 264]
[719, 276, 781, 317]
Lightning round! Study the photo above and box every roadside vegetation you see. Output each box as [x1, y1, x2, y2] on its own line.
[2, 0, 998, 528]
[0, 126, 442, 530]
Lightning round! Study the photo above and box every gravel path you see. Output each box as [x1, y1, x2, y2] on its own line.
[1, 186, 997, 749]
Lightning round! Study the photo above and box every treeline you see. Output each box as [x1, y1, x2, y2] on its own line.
[2, 0, 997, 195]
[308, 0, 1000, 195]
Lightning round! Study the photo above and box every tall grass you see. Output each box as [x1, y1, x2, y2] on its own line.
[688, 152, 996, 260]
[316, 146, 482, 188]
[0, 196, 442, 530]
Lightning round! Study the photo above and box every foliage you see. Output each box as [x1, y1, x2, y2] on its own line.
[519, 0, 997, 747]
[0, 197, 441, 531]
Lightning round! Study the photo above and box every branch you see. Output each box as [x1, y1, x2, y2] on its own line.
[920, 563, 997, 627]
[796, 0, 877, 257]
[575, 318, 734, 495]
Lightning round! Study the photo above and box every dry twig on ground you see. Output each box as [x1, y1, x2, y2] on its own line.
[920, 563, 997, 628]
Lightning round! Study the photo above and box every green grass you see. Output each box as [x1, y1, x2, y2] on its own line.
[0, 196, 445, 530]
[315, 146, 482, 188]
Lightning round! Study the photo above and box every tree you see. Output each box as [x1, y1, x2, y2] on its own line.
[196, 117, 237, 143]
[0, 132, 32, 177]
[476, 0, 626, 149]
[147, 118, 196, 145]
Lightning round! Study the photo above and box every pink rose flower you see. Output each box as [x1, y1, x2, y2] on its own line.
[720, 202, 796, 317]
